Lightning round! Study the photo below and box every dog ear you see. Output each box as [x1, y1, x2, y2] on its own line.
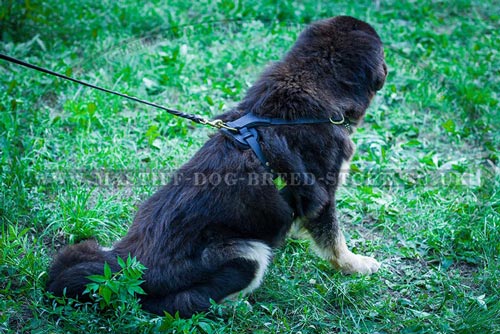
[343, 28, 386, 94]
[373, 61, 387, 92]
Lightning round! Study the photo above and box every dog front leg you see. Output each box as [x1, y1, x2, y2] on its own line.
[327, 229, 380, 275]
[303, 204, 380, 275]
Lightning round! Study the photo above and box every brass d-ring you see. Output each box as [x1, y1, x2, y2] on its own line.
[329, 114, 345, 125]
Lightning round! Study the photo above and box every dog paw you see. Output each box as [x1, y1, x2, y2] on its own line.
[331, 252, 381, 275]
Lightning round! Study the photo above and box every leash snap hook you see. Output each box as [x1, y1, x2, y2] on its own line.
[200, 119, 238, 132]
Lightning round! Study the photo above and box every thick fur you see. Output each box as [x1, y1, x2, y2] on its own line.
[47, 16, 387, 317]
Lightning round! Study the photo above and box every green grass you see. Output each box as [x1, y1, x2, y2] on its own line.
[1, 0, 499, 333]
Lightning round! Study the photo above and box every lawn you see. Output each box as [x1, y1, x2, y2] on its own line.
[1, 0, 499, 333]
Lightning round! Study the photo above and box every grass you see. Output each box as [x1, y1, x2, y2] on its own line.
[1, 0, 499, 333]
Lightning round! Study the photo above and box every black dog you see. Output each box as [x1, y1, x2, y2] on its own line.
[47, 16, 387, 317]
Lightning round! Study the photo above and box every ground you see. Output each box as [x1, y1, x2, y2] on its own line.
[0, 0, 499, 333]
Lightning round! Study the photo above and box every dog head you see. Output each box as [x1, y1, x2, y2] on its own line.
[240, 16, 386, 123]
[289, 16, 387, 120]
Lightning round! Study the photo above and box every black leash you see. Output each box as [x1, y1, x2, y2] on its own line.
[0, 52, 353, 177]
[0, 53, 233, 130]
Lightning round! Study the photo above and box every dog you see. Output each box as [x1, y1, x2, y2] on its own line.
[47, 16, 387, 318]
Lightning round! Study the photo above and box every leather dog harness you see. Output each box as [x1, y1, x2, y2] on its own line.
[221, 112, 353, 174]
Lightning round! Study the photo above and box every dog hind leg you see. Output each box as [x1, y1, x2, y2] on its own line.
[141, 240, 272, 317]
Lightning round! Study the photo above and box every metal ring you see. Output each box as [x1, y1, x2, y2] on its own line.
[329, 114, 345, 125]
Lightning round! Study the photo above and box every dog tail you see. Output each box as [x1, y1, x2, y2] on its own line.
[46, 240, 119, 299]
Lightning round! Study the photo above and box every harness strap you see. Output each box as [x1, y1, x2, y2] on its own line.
[221, 112, 352, 174]
[225, 112, 339, 130]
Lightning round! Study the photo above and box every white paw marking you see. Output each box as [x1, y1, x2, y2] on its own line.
[226, 241, 272, 300]
[239, 241, 272, 294]
[332, 251, 381, 275]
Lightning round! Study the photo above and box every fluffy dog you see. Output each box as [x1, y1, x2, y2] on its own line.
[47, 16, 387, 317]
